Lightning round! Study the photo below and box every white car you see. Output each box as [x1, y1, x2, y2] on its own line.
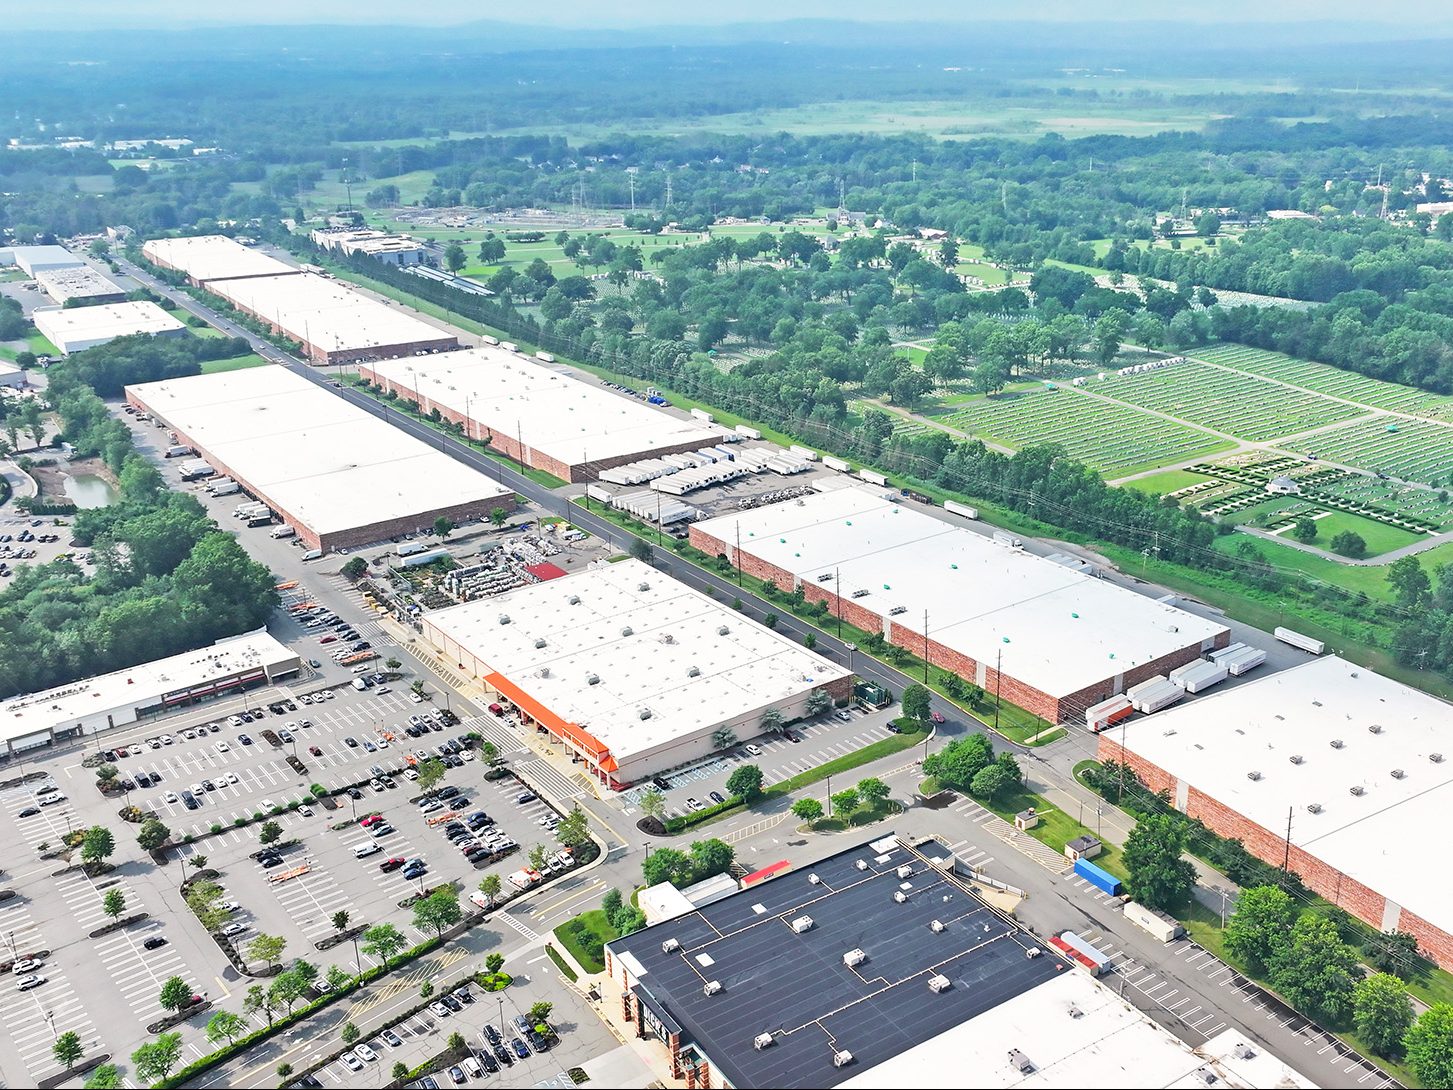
[341, 1052, 363, 1072]
[11, 958, 44, 974]
[321, 689, 335, 700]
[404, 769, 419, 781]
[408, 692, 424, 704]
[226, 771, 240, 785]
[260, 799, 275, 811]
[219, 900, 241, 912]
[354, 1043, 377, 1062]
[39, 793, 67, 806]
[128, 744, 144, 756]
[298, 805, 314, 817]
[227, 715, 243, 727]
[220, 922, 247, 937]
[460, 750, 475, 762]
[159, 734, 175, 745]
[216, 741, 230, 752]
[375, 738, 389, 748]
[190, 783, 205, 797]
[15, 974, 46, 992]
[181, 729, 196, 740]
[163, 791, 181, 805]
[298, 694, 314, 706]
[745, 743, 763, 756]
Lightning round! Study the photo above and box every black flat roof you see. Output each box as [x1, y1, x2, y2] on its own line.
[609, 833, 1062, 1090]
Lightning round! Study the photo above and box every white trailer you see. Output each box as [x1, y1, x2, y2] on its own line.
[1126, 676, 1185, 714]
[690, 408, 715, 423]
[823, 456, 851, 473]
[1122, 901, 1183, 943]
[944, 500, 979, 520]
[534, 351, 556, 363]
[1084, 694, 1133, 733]
[1222, 646, 1267, 676]
[992, 529, 1023, 549]
[1169, 659, 1228, 694]
[859, 470, 888, 487]
[208, 479, 240, 496]
[788, 445, 819, 461]
[396, 541, 429, 557]
[1275, 627, 1325, 655]
[734, 425, 762, 440]
[1210, 642, 1247, 663]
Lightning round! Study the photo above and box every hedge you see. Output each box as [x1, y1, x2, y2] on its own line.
[664, 795, 745, 834]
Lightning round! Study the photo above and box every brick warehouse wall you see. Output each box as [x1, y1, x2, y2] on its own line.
[361, 366, 712, 482]
[1095, 737, 1453, 970]
[317, 334, 457, 368]
[127, 391, 513, 553]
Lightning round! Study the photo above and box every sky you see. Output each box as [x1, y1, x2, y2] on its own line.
[16, 0, 1453, 28]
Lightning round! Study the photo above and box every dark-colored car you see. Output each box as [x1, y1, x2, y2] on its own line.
[439, 994, 462, 1012]
[260, 854, 285, 868]
[484, 1025, 503, 1046]
[344, 736, 359, 747]
[346, 787, 363, 800]
[709, 790, 725, 805]
[18, 806, 39, 817]
[438, 785, 460, 800]
[478, 1049, 499, 1073]
[529, 1029, 550, 1052]
[239, 734, 253, 745]
[453, 986, 474, 1005]
[448, 1066, 465, 1085]
[494, 1045, 513, 1067]
[511, 1037, 530, 1059]
[143, 936, 168, 950]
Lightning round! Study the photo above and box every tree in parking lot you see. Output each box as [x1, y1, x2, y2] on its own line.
[158, 975, 193, 1013]
[556, 806, 591, 849]
[189, 853, 208, 875]
[689, 838, 734, 881]
[258, 820, 282, 845]
[341, 1021, 361, 1045]
[136, 817, 170, 851]
[268, 969, 306, 1013]
[477, 873, 503, 907]
[901, 682, 932, 722]
[243, 983, 275, 1027]
[186, 881, 230, 932]
[415, 887, 464, 938]
[245, 932, 287, 969]
[830, 789, 860, 817]
[922, 733, 994, 793]
[416, 756, 447, 796]
[332, 909, 351, 936]
[52, 1030, 83, 1070]
[528, 1000, 554, 1031]
[642, 847, 693, 888]
[857, 777, 890, 807]
[448, 1030, 466, 1054]
[1268, 913, 1362, 1026]
[206, 1010, 246, 1047]
[432, 515, 455, 541]
[341, 556, 368, 580]
[95, 763, 118, 785]
[420, 981, 434, 999]
[1223, 885, 1297, 973]
[486, 953, 506, 974]
[361, 923, 407, 967]
[324, 964, 353, 993]
[131, 1033, 183, 1084]
[638, 788, 666, 822]
[529, 843, 550, 872]
[791, 798, 824, 823]
[102, 887, 126, 922]
[82, 1063, 122, 1089]
[726, 764, 764, 802]
[490, 507, 509, 529]
[386, 657, 402, 672]
[1123, 813, 1197, 912]
[411, 680, 427, 698]
[392, 1061, 410, 1081]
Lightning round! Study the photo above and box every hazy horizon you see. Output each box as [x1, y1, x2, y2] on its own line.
[14, 0, 1453, 30]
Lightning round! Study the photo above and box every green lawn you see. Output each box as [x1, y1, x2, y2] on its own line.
[977, 786, 1128, 879]
[1119, 468, 1212, 495]
[1299, 511, 1427, 556]
[26, 331, 59, 356]
[552, 909, 618, 975]
[200, 353, 270, 374]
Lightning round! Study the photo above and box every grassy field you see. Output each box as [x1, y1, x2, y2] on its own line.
[1278, 415, 1453, 487]
[1194, 344, 1452, 419]
[1119, 468, 1210, 494]
[200, 353, 270, 374]
[551, 910, 617, 975]
[1296, 510, 1426, 556]
[456, 228, 704, 280]
[309, 168, 439, 208]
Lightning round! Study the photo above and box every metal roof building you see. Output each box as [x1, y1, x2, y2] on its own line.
[34, 265, 127, 305]
[207, 272, 458, 365]
[1100, 655, 1453, 970]
[691, 486, 1229, 725]
[33, 301, 187, 354]
[0, 629, 298, 757]
[125, 365, 513, 552]
[423, 558, 852, 787]
[141, 234, 301, 285]
[0, 244, 85, 276]
[361, 346, 723, 482]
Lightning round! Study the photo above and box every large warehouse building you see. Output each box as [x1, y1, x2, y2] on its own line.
[691, 487, 1229, 724]
[607, 833, 1314, 1090]
[208, 272, 458, 365]
[34, 301, 187, 354]
[0, 629, 298, 758]
[34, 265, 127, 305]
[0, 244, 84, 276]
[423, 558, 851, 788]
[1099, 655, 1453, 969]
[126, 365, 514, 551]
[360, 347, 723, 481]
[141, 234, 301, 286]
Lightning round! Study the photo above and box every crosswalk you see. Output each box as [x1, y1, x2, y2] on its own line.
[498, 912, 539, 941]
[947, 798, 1070, 873]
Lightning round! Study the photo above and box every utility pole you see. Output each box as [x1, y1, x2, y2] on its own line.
[922, 610, 930, 683]
[1282, 806, 1293, 873]
[835, 567, 842, 639]
[734, 524, 744, 588]
[628, 172, 636, 213]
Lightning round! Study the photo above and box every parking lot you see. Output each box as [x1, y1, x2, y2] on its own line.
[0, 510, 96, 578]
[177, 742, 584, 972]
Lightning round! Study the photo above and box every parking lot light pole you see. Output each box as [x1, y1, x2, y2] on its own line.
[497, 997, 506, 1041]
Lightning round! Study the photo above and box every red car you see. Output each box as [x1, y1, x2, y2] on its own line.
[930, 711, 946, 724]
[379, 857, 406, 873]
[309, 745, 323, 756]
[360, 814, 383, 827]
[319, 635, 337, 644]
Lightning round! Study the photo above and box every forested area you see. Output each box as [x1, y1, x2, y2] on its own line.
[0, 338, 276, 696]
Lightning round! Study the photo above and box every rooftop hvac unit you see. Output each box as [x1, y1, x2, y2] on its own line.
[808, 873, 821, 885]
[621, 626, 634, 637]
[661, 938, 680, 954]
[537, 666, 551, 678]
[893, 891, 908, 904]
[638, 582, 650, 592]
[928, 974, 951, 993]
[896, 864, 913, 878]
[703, 980, 722, 996]
[855, 859, 868, 871]
[639, 707, 652, 720]
[1009, 1050, 1034, 1074]
[818, 573, 834, 582]
[843, 949, 866, 967]
[718, 625, 730, 636]
[1026, 947, 1042, 959]
[1246, 770, 1262, 782]
[1233, 1044, 1257, 1061]
[851, 589, 870, 599]
[567, 595, 580, 605]
[1193, 1069, 1218, 1087]
[1290, 755, 1304, 765]
[586, 673, 600, 686]
[534, 638, 547, 649]
[1307, 802, 1323, 814]
[792, 916, 814, 934]
[498, 614, 511, 625]
[1434, 753, 1446, 763]
[1330, 739, 1345, 749]
[1392, 768, 1406, 779]
[662, 634, 675, 644]
[889, 606, 907, 616]
[687, 666, 700, 678]
[1067, 1004, 1084, 1019]
[1369, 724, 1384, 734]
[832, 1051, 854, 1068]
[1350, 785, 1365, 796]
[754, 1033, 774, 1051]
[930, 920, 946, 933]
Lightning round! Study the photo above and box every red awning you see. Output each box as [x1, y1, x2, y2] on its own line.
[742, 859, 791, 886]
[525, 562, 568, 582]
[484, 671, 611, 761]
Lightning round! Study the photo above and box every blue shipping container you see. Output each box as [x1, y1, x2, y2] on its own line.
[1073, 857, 1123, 897]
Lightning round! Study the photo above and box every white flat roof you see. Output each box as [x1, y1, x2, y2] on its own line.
[126, 366, 512, 537]
[1, 630, 296, 745]
[208, 273, 455, 355]
[34, 265, 124, 302]
[1, 244, 83, 274]
[1112, 655, 1453, 940]
[366, 347, 722, 466]
[695, 487, 1226, 700]
[142, 235, 299, 282]
[842, 972, 1314, 1089]
[34, 301, 185, 352]
[426, 558, 849, 763]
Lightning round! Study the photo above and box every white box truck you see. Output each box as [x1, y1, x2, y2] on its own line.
[270, 525, 296, 540]
[944, 500, 979, 520]
[992, 529, 1023, 548]
[208, 479, 240, 496]
[396, 541, 428, 558]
